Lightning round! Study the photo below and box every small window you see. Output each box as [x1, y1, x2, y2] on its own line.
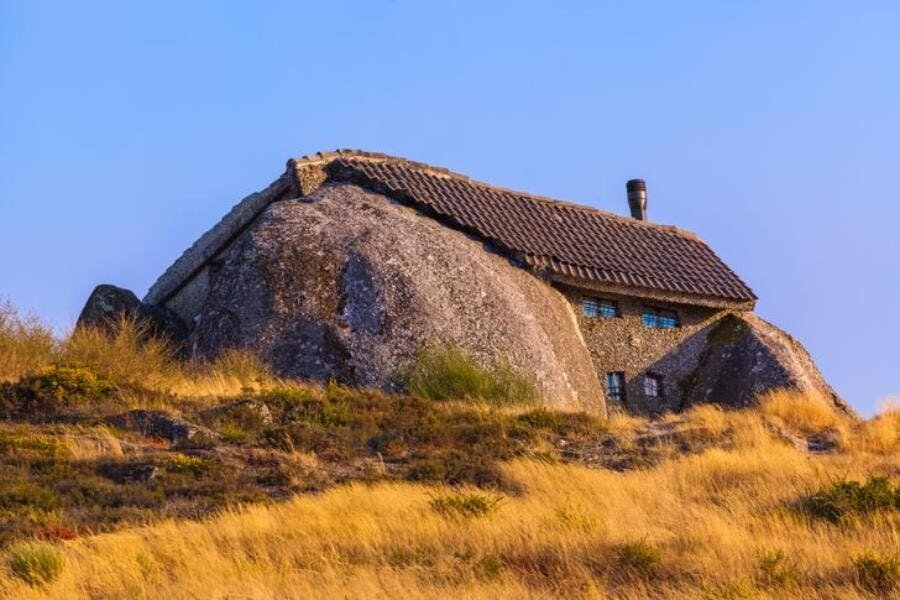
[644, 374, 662, 398]
[605, 372, 626, 403]
[583, 297, 619, 318]
[642, 306, 680, 328]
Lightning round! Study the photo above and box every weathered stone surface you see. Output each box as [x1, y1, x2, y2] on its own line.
[564, 288, 722, 414]
[685, 313, 854, 416]
[185, 184, 606, 412]
[78, 284, 188, 344]
[197, 398, 274, 428]
[96, 460, 159, 483]
[105, 410, 218, 445]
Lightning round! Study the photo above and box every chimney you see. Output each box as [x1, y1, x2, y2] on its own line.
[626, 179, 647, 221]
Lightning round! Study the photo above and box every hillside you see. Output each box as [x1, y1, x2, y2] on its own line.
[0, 304, 898, 598]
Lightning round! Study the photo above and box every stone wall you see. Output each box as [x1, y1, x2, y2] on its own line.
[559, 286, 725, 414]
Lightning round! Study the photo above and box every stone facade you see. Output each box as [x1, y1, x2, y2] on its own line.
[559, 286, 724, 414]
[554, 288, 854, 417]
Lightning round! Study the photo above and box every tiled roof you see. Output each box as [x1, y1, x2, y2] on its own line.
[146, 149, 756, 308]
[290, 150, 756, 307]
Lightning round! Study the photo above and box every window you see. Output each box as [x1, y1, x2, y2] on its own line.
[605, 372, 626, 404]
[642, 306, 680, 328]
[583, 297, 620, 318]
[644, 374, 662, 398]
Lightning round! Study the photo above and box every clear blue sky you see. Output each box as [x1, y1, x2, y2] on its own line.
[1, 1, 897, 415]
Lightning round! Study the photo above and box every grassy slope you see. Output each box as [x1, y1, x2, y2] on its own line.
[0, 303, 898, 598]
[1, 418, 897, 599]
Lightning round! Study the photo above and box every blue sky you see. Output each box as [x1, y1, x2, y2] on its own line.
[1, 1, 897, 415]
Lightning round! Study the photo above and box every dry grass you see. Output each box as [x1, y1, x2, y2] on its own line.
[0, 403, 896, 599]
[0, 302, 896, 597]
[758, 388, 847, 435]
[0, 303, 279, 411]
[0, 302, 56, 384]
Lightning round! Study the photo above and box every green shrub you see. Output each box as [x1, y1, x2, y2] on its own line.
[166, 454, 208, 476]
[0, 429, 70, 460]
[6, 541, 65, 585]
[0, 482, 63, 511]
[755, 549, 798, 588]
[430, 493, 502, 518]
[853, 552, 899, 594]
[477, 554, 503, 580]
[802, 476, 899, 523]
[403, 346, 538, 406]
[25, 366, 114, 404]
[3, 366, 115, 418]
[614, 540, 660, 575]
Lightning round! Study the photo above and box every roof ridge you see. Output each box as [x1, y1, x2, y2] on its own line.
[291, 149, 700, 241]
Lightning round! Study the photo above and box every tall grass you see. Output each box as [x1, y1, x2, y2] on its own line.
[758, 388, 848, 435]
[0, 303, 277, 406]
[0, 421, 895, 598]
[403, 346, 539, 406]
[0, 302, 56, 383]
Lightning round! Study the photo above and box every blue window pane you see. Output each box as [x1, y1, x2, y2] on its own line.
[599, 300, 619, 318]
[585, 297, 619, 318]
[658, 314, 678, 328]
[605, 372, 625, 402]
[643, 307, 679, 328]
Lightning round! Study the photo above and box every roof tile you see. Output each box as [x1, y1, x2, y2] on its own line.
[306, 152, 755, 305]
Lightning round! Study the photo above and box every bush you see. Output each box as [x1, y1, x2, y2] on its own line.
[755, 549, 798, 588]
[802, 476, 899, 523]
[2, 366, 115, 418]
[166, 454, 208, 476]
[614, 541, 660, 575]
[6, 541, 65, 585]
[853, 552, 899, 594]
[430, 493, 501, 518]
[403, 346, 538, 406]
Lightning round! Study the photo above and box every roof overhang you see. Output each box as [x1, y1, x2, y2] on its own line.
[547, 273, 757, 312]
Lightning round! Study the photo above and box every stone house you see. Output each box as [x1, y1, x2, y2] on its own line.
[82, 150, 845, 417]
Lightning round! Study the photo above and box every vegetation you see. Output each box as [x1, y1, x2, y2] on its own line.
[853, 552, 899, 594]
[403, 345, 539, 406]
[0, 302, 896, 598]
[802, 476, 900, 523]
[5, 542, 64, 586]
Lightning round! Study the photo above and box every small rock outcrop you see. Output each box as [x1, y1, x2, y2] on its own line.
[104, 410, 217, 446]
[686, 313, 854, 416]
[77, 284, 187, 344]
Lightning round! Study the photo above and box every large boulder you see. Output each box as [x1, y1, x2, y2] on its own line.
[77, 284, 187, 344]
[188, 183, 606, 413]
[686, 313, 855, 416]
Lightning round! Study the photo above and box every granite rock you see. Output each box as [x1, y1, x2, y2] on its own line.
[187, 184, 605, 412]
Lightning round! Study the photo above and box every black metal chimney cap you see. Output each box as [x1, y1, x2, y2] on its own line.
[626, 179, 646, 193]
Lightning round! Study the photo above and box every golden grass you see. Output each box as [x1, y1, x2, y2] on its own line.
[758, 388, 847, 435]
[0, 405, 896, 599]
[0, 302, 56, 384]
[0, 303, 282, 409]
